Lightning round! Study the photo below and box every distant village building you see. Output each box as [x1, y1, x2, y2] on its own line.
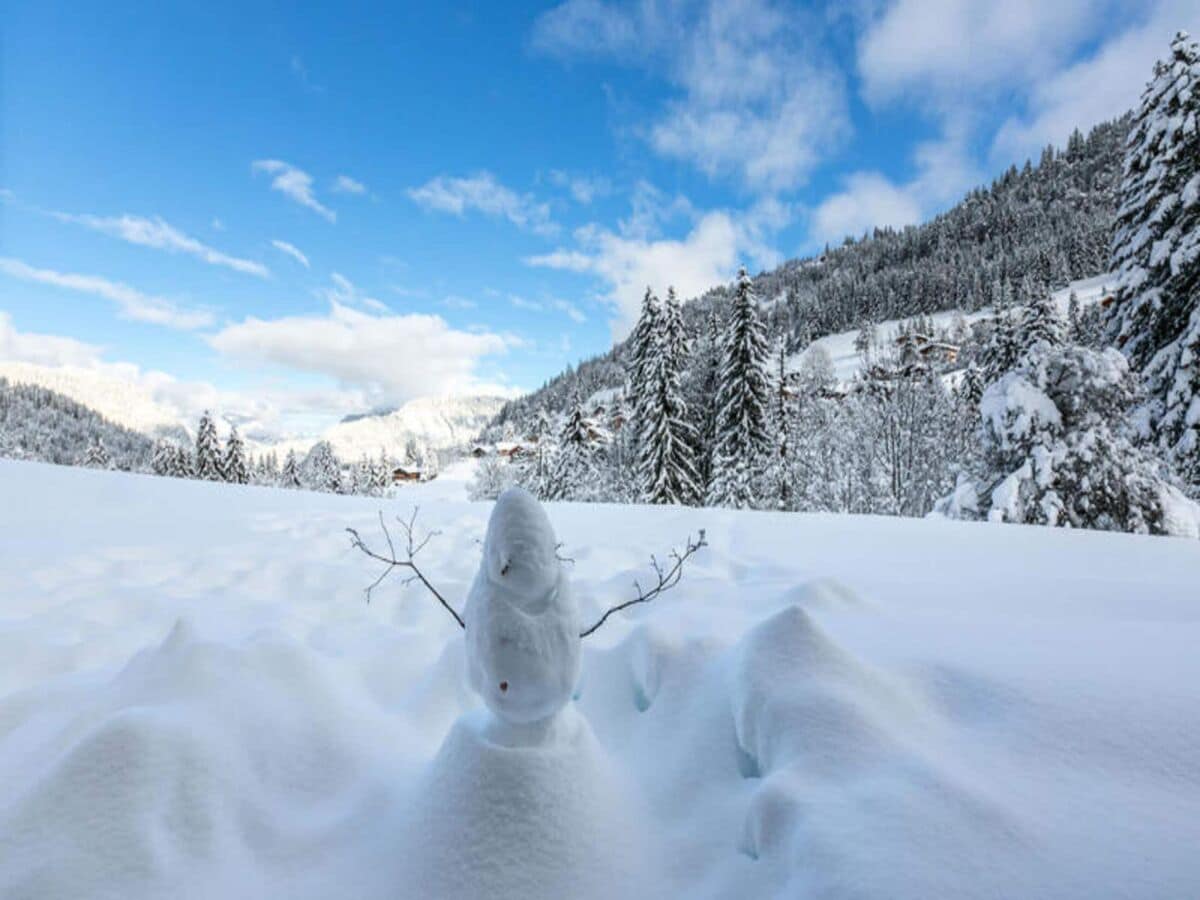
[392, 465, 425, 484]
[894, 332, 960, 365]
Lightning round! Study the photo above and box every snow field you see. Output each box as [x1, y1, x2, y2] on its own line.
[1, 458, 1199, 898]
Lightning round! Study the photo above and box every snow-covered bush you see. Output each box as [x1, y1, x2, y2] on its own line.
[938, 343, 1197, 535]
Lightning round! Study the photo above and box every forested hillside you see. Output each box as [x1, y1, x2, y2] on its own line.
[0, 378, 154, 470]
[487, 116, 1127, 431]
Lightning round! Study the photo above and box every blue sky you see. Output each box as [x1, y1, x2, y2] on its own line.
[1, 0, 1196, 438]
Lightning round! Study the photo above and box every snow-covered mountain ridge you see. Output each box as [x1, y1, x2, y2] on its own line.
[0, 355, 508, 459]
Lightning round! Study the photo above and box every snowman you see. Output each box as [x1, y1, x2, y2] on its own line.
[462, 486, 580, 725]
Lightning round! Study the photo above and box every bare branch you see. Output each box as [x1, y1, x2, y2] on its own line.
[580, 529, 707, 638]
[346, 508, 465, 629]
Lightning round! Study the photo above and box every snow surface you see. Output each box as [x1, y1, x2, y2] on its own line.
[1, 458, 1199, 899]
[790, 273, 1115, 383]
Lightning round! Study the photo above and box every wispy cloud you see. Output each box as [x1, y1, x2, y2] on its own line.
[49, 210, 269, 278]
[290, 55, 326, 94]
[547, 170, 611, 204]
[509, 294, 586, 323]
[332, 174, 367, 195]
[252, 159, 336, 222]
[270, 239, 310, 268]
[408, 172, 558, 236]
[0, 256, 213, 330]
[319, 271, 387, 312]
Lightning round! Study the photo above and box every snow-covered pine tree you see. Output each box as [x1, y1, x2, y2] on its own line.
[151, 440, 174, 476]
[194, 412, 223, 481]
[353, 454, 376, 496]
[222, 425, 249, 485]
[1067, 291, 1081, 341]
[637, 287, 700, 505]
[82, 437, 111, 469]
[768, 339, 794, 510]
[170, 445, 194, 479]
[981, 309, 1023, 383]
[1108, 32, 1200, 487]
[1020, 291, 1066, 357]
[683, 310, 722, 496]
[625, 287, 662, 454]
[707, 267, 771, 509]
[936, 342, 1197, 534]
[280, 450, 302, 489]
[545, 394, 594, 501]
[303, 441, 343, 493]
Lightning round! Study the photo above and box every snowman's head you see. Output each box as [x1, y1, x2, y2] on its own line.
[484, 487, 559, 598]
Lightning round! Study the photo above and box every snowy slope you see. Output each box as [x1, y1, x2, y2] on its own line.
[1, 459, 1198, 899]
[791, 273, 1115, 383]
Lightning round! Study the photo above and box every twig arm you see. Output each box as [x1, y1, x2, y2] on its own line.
[580, 530, 706, 638]
[346, 508, 465, 629]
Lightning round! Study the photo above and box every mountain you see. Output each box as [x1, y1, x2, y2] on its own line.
[483, 115, 1129, 436]
[259, 394, 509, 462]
[0, 357, 507, 463]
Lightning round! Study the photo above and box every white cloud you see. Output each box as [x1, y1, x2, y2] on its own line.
[49, 211, 269, 278]
[532, 0, 848, 190]
[408, 172, 558, 236]
[992, 1, 1200, 161]
[270, 239, 310, 268]
[210, 302, 516, 406]
[0, 313, 353, 440]
[809, 127, 981, 246]
[252, 159, 336, 222]
[857, 0, 1108, 107]
[811, 173, 922, 245]
[332, 174, 368, 194]
[0, 256, 212, 330]
[527, 194, 786, 337]
[0, 311, 103, 368]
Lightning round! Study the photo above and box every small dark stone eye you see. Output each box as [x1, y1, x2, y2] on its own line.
[500, 561, 511, 576]
[499, 681, 509, 693]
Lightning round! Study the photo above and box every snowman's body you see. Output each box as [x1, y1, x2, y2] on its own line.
[463, 487, 580, 724]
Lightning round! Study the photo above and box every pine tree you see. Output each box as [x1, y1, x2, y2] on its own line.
[304, 441, 343, 493]
[194, 412, 223, 481]
[545, 394, 594, 501]
[222, 426, 249, 485]
[1067, 291, 1081, 340]
[82, 437, 111, 469]
[981, 310, 1022, 383]
[625, 287, 662, 454]
[1021, 292, 1065, 356]
[769, 340, 794, 510]
[708, 267, 771, 509]
[170, 445, 194, 479]
[280, 450, 302, 489]
[1108, 32, 1200, 480]
[151, 440, 174, 476]
[638, 287, 699, 505]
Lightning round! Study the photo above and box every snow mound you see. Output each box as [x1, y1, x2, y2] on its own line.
[400, 707, 655, 899]
[0, 618, 387, 899]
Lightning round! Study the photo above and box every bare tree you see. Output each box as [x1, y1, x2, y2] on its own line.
[347, 509, 705, 637]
